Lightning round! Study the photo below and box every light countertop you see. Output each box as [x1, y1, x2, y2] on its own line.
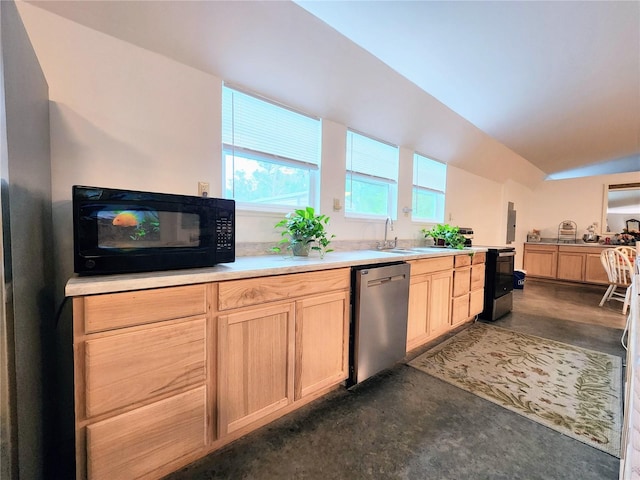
[525, 241, 613, 247]
[65, 247, 488, 297]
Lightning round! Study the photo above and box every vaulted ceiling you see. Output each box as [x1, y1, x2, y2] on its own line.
[24, 0, 640, 180]
[297, 1, 640, 179]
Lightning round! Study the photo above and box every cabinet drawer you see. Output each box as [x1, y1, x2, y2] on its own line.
[83, 284, 208, 333]
[85, 318, 207, 417]
[218, 268, 349, 310]
[524, 244, 558, 252]
[470, 264, 486, 290]
[452, 267, 471, 297]
[86, 387, 207, 480]
[469, 289, 484, 317]
[558, 245, 606, 255]
[454, 255, 471, 267]
[451, 294, 470, 325]
[410, 256, 453, 275]
[472, 252, 486, 264]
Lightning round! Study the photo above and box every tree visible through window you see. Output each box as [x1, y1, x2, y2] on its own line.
[222, 86, 321, 209]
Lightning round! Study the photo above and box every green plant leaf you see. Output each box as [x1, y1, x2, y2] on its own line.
[272, 206, 334, 258]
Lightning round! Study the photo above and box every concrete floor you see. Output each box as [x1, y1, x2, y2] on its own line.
[165, 279, 627, 480]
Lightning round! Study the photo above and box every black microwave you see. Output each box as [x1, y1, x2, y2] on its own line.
[72, 185, 235, 275]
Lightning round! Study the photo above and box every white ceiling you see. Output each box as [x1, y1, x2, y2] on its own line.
[296, 0, 640, 179]
[24, 0, 640, 180]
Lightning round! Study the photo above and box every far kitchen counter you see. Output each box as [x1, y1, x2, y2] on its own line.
[523, 241, 615, 284]
[65, 246, 489, 297]
[525, 241, 612, 247]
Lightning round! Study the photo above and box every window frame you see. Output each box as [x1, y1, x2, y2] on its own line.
[345, 129, 399, 220]
[411, 153, 447, 223]
[222, 85, 321, 212]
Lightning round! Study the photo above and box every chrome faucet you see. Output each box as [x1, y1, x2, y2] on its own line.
[385, 217, 393, 244]
[377, 217, 397, 249]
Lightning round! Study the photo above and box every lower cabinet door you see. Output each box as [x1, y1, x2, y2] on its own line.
[406, 275, 430, 352]
[585, 253, 609, 284]
[557, 252, 585, 281]
[86, 387, 207, 480]
[295, 291, 349, 400]
[429, 270, 453, 335]
[218, 303, 295, 436]
[523, 248, 558, 278]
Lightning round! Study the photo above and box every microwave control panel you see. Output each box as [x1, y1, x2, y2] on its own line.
[215, 216, 234, 252]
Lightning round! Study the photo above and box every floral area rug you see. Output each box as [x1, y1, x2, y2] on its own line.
[408, 322, 622, 457]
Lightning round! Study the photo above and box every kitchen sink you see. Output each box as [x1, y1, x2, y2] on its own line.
[375, 248, 416, 254]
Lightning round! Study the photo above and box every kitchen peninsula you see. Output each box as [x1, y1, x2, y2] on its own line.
[66, 247, 487, 480]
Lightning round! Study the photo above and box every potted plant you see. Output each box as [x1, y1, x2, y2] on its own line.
[421, 224, 466, 250]
[272, 206, 335, 258]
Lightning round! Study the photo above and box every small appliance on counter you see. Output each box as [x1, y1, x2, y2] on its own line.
[557, 220, 577, 243]
[73, 185, 235, 275]
[527, 229, 541, 242]
[458, 227, 474, 247]
[582, 223, 600, 243]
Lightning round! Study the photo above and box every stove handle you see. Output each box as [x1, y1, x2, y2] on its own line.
[497, 252, 516, 257]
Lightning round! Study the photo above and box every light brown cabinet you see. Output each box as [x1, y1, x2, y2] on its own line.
[218, 303, 295, 436]
[216, 268, 350, 438]
[86, 387, 207, 480]
[556, 250, 585, 281]
[73, 284, 214, 480]
[523, 244, 558, 278]
[469, 260, 486, 317]
[295, 292, 350, 400]
[451, 253, 486, 326]
[524, 244, 609, 285]
[557, 246, 609, 284]
[73, 268, 350, 480]
[406, 256, 454, 352]
[585, 252, 610, 284]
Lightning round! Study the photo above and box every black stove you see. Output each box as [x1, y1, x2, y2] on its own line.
[478, 246, 516, 321]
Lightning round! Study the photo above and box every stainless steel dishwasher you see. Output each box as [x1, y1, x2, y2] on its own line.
[349, 262, 411, 385]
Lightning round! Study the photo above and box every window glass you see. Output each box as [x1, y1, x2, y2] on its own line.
[412, 153, 446, 222]
[345, 130, 399, 218]
[222, 86, 321, 209]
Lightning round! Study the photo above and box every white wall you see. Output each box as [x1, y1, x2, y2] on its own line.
[16, 2, 635, 274]
[527, 172, 639, 240]
[16, 3, 522, 255]
[17, 5, 221, 294]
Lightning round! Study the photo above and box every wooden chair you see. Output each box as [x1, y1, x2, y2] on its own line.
[615, 246, 637, 271]
[600, 248, 634, 314]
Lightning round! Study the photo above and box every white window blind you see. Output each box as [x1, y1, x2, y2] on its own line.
[346, 130, 399, 181]
[412, 153, 446, 222]
[222, 86, 321, 165]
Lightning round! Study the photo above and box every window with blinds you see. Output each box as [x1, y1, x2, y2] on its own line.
[222, 85, 321, 210]
[412, 153, 446, 222]
[345, 130, 399, 218]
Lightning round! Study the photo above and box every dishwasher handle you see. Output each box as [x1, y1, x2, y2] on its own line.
[367, 273, 407, 287]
